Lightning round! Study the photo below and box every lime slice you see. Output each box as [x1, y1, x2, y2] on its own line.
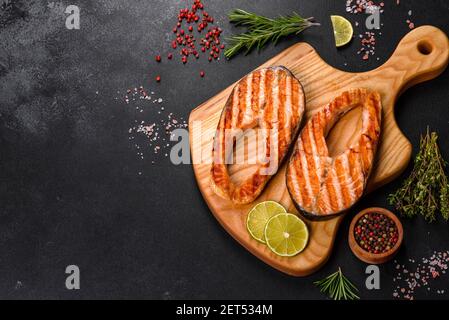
[331, 15, 353, 47]
[264, 213, 309, 257]
[246, 201, 287, 243]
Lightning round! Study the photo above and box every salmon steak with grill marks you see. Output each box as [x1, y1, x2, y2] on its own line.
[211, 66, 306, 205]
[286, 89, 382, 219]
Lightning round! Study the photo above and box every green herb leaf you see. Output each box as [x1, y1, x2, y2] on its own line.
[388, 128, 449, 222]
[225, 9, 319, 59]
[314, 268, 359, 300]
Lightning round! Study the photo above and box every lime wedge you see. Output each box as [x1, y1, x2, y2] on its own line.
[331, 15, 353, 47]
[264, 213, 309, 257]
[246, 201, 287, 244]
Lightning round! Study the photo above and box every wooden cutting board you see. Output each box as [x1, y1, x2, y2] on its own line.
[188, 26, 449, 276]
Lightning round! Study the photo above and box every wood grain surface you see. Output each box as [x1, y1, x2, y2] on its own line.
[188, 26, 449, 276]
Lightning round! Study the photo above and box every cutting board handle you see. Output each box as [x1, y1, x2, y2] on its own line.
[378, 25, 449, 93]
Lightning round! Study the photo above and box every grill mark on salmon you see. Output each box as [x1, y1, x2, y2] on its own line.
[270, 70, 280, 161]
[236, 74, 247, 127]
[231, 85, 240, 129]
[211, 66, 305, 205]
[286, 88, 382, 218]
[339, 156, 356, 207]
[240, 73, 253, 128]
[299, 151, 314, 205]
[278, 73, 288, 153]
[283, 76, 292, 145]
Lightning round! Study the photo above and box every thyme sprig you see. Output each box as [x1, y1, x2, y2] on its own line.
[388, 128, 449, 222]
[225, 9, 319, 59]
[314, 268, 359, 300]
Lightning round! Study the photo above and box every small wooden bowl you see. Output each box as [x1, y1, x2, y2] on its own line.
[348, 207, 403, 264]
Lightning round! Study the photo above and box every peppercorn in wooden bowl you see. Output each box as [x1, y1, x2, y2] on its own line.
[349, 207, 403, 264]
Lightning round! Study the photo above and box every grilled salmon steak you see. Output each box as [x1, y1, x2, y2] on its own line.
[286, 89, 382, 219]
[211, 66, 306, 205]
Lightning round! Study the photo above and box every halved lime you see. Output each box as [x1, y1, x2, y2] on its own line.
[331, 15, 353, 47]
[264, 213, 309, 257]
[246, 201, 287, 243]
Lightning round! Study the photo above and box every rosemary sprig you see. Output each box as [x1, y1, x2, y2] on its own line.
[388, 128, 449, 222]
[314, 268, 359, 300]
[225, 9, 319, 59]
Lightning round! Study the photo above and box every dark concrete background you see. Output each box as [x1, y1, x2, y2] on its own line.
[0, 0, 448, 299]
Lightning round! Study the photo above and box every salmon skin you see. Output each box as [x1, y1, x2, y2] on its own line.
[286, 89, 382, 219]
[211, 66, 306, 205]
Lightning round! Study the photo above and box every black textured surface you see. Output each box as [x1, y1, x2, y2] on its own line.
[0, 0, 448, 300]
